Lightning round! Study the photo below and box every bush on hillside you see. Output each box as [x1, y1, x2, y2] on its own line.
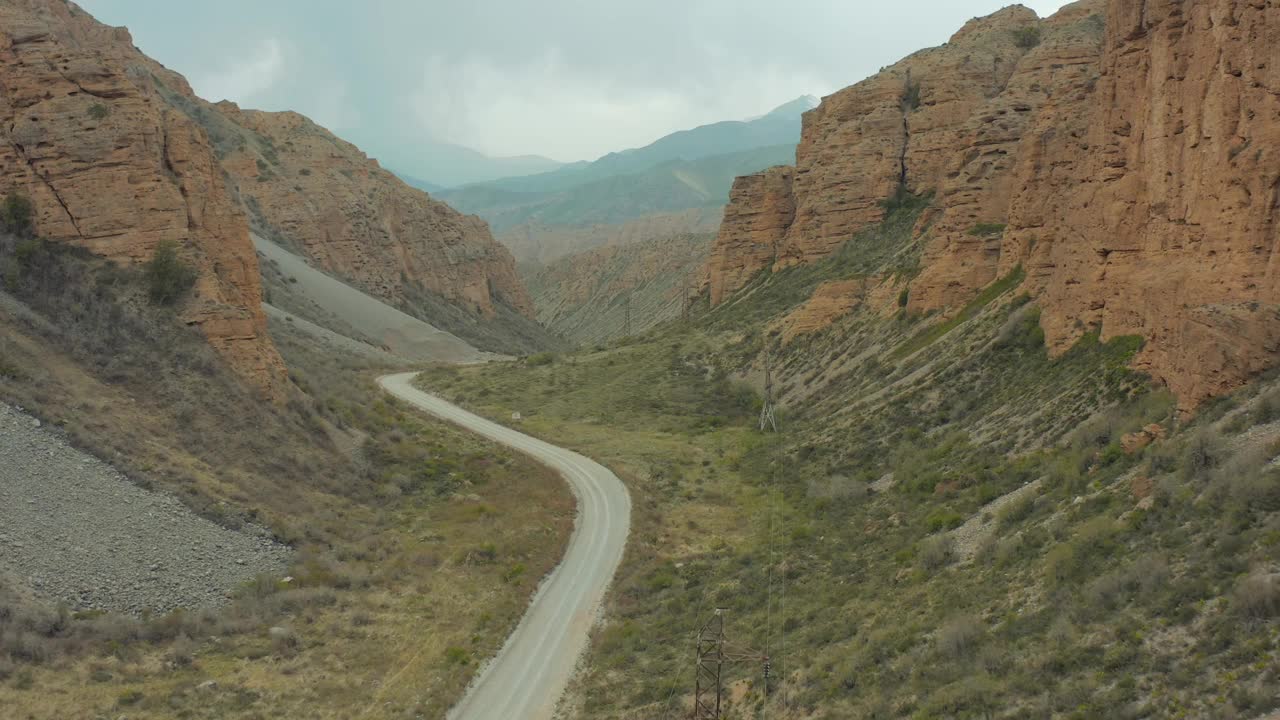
[1012, 26, 1042, 49]
[144, 240, 197, 305]
[902, 79, 922, 111]
[2, 192, 34, 237]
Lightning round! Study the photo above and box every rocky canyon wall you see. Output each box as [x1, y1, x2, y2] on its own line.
[708, 0, 1280, 409]
[208, 103, 534, 321]
[0, 0, 286, 398]
[1003, 0, 1280, 408]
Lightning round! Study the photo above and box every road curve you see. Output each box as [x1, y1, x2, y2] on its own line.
[378, 372, 631, 720]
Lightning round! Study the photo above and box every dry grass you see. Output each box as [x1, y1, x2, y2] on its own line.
[0, 236, 576, 718]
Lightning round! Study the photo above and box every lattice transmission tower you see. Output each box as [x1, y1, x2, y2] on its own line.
[759, 349, 778, 432]
[690, 610, 770, 719]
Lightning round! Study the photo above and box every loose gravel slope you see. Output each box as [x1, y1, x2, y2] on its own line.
[0, 403, 290, 614]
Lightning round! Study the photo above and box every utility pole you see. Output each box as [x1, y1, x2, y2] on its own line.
[682, 277, 692, 323]
[623, 294, 632, 337]
[759, 348, 778, 432]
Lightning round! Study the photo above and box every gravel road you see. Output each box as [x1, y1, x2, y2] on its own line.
[0, 403, 290, 615]
[379, 373, 631, 720]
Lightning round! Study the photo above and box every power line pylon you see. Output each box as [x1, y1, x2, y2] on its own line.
[690, 610, 770, 719]
[692, 610, 726, 719]
[759, 349, 778, 432]
[681, 277, 692, 323]
[623, 295, 632, 337]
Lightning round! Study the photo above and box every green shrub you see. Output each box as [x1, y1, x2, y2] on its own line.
[897, 288, 909, 308]
[1252, 387, 1280, 426]
[2, 192, 34, 237]
[996, 493, 1036, 528]
[967, 222, 1008, 237]
[1234, 573, 1280, 621]
[13, 237, 43, 267]
[0, 354, 23, 381]
[143, 240, 197, 305]
[902, 79, 922, 110]
[919, 535, 954, 571]
[87, 104, 109, 120]
[1179, 428, 1223, 483]
[526, 352, 556, 366]
[1012, 26, 1042, 49]
[444, 646, 471, 665]
[926, 509, 964, 532]
[937, 615, 984, 658]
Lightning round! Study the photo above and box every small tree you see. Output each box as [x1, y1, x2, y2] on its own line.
[2, 192, 34, 237]
[902, 79, 922, 111]
[1012, 27, 1042, 49]
[144, 240, 197, 305]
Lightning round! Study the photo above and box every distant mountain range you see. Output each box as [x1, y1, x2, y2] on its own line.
[434, 96, 814, 253]
[440, 143, 796, 231]
[384, 140, 563, 188]
[465, 95, 816, 196]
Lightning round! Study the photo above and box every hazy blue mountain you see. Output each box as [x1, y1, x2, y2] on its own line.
[440, 143, 797, 232]
[383, 140, 564, 188]
[467, 95, 816, 196]
[390, 170, 444, 194]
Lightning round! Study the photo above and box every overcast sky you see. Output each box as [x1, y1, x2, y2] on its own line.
[79, 1, 1074, 164]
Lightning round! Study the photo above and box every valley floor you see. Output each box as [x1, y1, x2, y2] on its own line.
[418, 316, 1280, 719]
[0, 253, 576, 718]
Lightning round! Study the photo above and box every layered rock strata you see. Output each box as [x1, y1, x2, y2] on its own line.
[0, 0, 286, 397]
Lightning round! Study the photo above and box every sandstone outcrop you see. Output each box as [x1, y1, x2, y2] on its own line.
[707, 4, 1058, 303]
[499, 207, 722, 267]
[528, 233, 713, 345]
[0, 0, 286, 398]
[1001, 0, 1280, 409]
[710, 0, 1280, 410]
[908, 1, 1106, 311]
[210, 104, 534, 320]
[771, 276, 901, 343]
[706, 167, 795, 305]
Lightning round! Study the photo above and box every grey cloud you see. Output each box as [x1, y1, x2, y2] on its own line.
[79, 0, 1074, 169]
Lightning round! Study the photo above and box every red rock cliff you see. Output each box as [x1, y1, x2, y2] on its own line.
[707, 0, 1280, 409]
[0, 0, 286, 398]
[208, 103, 534, 320]
[1001, 0, 1280, 409]
[706, 166, 794, 305]
[707, 4, 1057, 301]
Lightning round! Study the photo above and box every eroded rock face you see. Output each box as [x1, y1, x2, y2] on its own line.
[706, 167, 795, 305]
[1002, 0, 1280, 410]
[909, 2, 1107, 311]
[710, 0, 1280, 410]
[0, 0, 286, 398]
[529, 232, 712, 345]
[707, 4, 1053, 303]
[499, 207, 722, 267]
[771, 276, 900, 343]
[211, 104, 533, 320]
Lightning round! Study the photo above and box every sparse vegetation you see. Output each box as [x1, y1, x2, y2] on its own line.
[87, 103, 110, 120]
[143, 240, 198, 305]
[903, 78, 922, 110]
[416, 192, 1280, 717]
[1012, 26, 1042, 50]
[967, 222, 1007, 236]
[1, 192, 34, 237]
[0, 231, 574, 718]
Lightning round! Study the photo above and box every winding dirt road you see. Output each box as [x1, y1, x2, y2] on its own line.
[378, 373, 630, 720]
